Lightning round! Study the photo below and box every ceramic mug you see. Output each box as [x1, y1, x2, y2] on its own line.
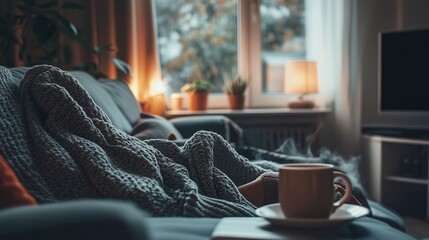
[279, 163, 352, 219]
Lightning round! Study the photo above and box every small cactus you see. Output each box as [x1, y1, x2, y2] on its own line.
[224, 75, 247, 96]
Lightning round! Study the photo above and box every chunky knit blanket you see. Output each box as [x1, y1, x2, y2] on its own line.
[0, 65, 274, 217]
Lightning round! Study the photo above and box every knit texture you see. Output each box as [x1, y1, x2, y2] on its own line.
[0, 66, 56, 202]
[0, 65, 272, 217]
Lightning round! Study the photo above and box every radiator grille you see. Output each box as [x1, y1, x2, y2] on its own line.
[243, 124, 316, 151]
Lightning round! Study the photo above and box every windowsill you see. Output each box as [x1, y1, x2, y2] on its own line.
[165, 107, 331, 118]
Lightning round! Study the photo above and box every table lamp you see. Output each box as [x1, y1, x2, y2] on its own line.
[142, 79, 167, 116]
[284, 60, 319, 108]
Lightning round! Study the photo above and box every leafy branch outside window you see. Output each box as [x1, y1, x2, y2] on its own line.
[155, 0, 238, 94]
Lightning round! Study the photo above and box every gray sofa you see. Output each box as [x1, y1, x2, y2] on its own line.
[0, 200, 415, 240]
[10, 67, 243, 146]
[0, 67, 416, 240]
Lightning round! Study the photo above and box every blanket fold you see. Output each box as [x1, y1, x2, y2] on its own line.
[0, 65, 274, 217]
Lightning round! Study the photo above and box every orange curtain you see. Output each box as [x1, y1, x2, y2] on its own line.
[64, 0, 161, 102]
[1, 0, 160, 102]
[127, 0, 162, 101]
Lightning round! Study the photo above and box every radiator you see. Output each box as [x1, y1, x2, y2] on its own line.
[242, 124, 316, 151]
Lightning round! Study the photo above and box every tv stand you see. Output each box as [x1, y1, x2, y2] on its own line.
[361, 125, 429, 140]
[363, 134, 429, 220]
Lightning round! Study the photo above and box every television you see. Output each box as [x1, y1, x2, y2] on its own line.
[379, 29, 429, 112]
[362, 29, 429, 138]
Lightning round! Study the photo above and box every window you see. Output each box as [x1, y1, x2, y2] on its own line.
[260, 0, 306, 94]
[154, 0, 306, 108]
[155, 0, 238, 95]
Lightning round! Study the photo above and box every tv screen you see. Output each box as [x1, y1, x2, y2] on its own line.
[380, 29, 429, 112]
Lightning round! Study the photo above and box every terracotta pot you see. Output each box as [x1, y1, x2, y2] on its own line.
[187, 92, 209, 110]
[227, 94, 245, 110]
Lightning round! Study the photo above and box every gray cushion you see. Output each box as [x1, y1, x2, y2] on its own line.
[98, 79, 140, 126]
[69, 71, 133, 133]
[10, 67, 29, 86]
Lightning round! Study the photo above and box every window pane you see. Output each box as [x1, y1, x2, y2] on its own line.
[260, 0, 306, 93]
[154, 0, 238, 95]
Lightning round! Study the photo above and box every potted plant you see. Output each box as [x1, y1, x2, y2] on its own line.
[181, 79, 212, 110]
[224, 75, 247, 110]
[0, 0, 130, 78]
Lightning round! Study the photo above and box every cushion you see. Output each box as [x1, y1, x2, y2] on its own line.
[10, 67, 29, 86]
[98, 79, 140, 126]
[0, 155, 37, 207]
[69, 71, 133, 133]
[131, 118, 183, 141]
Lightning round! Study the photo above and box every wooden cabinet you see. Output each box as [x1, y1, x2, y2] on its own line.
[363, 135, 429, 219]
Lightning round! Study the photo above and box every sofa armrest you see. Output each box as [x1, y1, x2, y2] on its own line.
[0, 200, 150, 240]
[169, 115, 244, 146]
[368, 200, 406, 232]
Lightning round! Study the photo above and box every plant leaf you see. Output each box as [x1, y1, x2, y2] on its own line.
[62, 2, 85, 10]
[37, 1, 58, 9]
[23, 0, 36, 6]
[54, 13, 78, 38]
[66, 22, 78, 37]
[74, 29, 91, 49]
[109, 56, 132, 76]
[103, 44, 116, 51]
[92, 46, 101, 54]
[31, 15, 57, 42]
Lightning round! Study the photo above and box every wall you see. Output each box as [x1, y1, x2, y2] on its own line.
[361, 0, 429, 129]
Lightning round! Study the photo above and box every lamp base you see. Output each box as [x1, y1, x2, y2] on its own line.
[288, 100, 315, 109]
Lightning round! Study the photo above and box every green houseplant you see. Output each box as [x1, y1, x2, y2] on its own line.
[0, 0, 130, 78]
[181, 79, 212, 111]
[224, 75, 247, 110]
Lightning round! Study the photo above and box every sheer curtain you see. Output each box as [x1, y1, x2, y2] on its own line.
[306, 0, 361, 156]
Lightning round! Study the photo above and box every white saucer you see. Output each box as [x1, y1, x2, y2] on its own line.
[255, 203, 370, 228]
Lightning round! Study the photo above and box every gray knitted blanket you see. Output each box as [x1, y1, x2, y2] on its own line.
[0, 65, 273, 217]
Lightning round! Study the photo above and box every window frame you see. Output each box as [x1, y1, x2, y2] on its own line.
[240, 0, 302, 108]
[155, 0, 306, 109]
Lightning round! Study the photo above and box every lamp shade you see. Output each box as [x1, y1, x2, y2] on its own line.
[284, 61, 319, 94]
